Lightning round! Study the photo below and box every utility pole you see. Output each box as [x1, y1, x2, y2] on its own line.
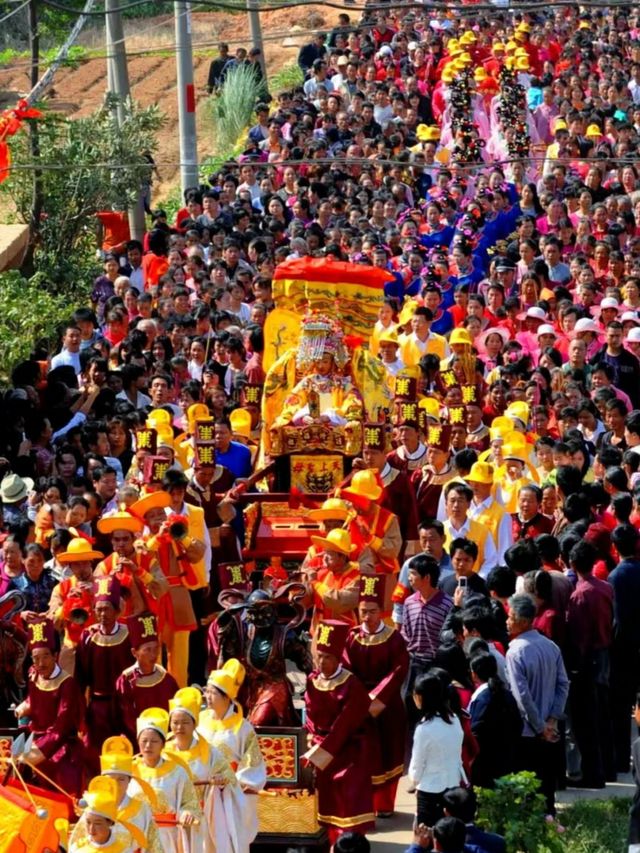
[247, 0, 266, 78]
[105, 0, 146, 240]
[175, 1, 198, 194]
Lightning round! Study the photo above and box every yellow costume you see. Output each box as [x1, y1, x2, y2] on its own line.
[134, 708, 202, 853]
[198, 662, 267, 849]
[167, 687, 249, 853]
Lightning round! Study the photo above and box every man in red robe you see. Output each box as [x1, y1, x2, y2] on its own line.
[360, 422, 420, 559]
[15, 617, 87, 798]
[115, 611, 178, 744]
[343, 575, 409, 818]
[304, 620, 375, 844]
[412, 423, 455, 520]
[75, 575, 134, 766]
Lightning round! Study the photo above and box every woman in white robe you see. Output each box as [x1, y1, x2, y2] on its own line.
[166, 686, 249, 853]
[133, 707, 202, 853]
[197, 659, 267, 852]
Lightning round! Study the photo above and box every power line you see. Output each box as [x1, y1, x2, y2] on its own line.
[0, 0, 31, 26]
[37, 0, 640, 16]
[4, 154, 640, 172]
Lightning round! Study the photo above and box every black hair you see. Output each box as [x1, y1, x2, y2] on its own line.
[486, 566, 516, 598]
[407, 553, 440, 586]
[413, 671, 452, 724]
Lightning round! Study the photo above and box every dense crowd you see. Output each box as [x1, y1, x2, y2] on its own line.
[4, 3, 640, 852]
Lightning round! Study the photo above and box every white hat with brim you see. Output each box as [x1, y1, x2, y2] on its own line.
[0, 473, 34, 504]
[574, 318, 602, 336]
[626, 328, 640, 344]
[621, 311, 640, 325]
[517, 306, 546, 323]
[536, 324, 556, 337]
[477, 326, 510, 352]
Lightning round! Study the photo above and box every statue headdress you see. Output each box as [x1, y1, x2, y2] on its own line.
[296, 312, 348, 370]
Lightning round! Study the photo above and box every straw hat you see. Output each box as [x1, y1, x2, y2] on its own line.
[57, 537, 104, 564]
[97, 510, 143, 535]
[310, 528, 355, 557]
[465, 461, 496, 485]
[341, 469, 383, 502]
[307, 497, 351, 522]
[129, 490, 171, 519]
[0, 473, 34, 504]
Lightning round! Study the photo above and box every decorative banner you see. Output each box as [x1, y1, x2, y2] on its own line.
[265, 258, 392, 371]
[290, 454, 344, 494]
[0, 100, 42, 185]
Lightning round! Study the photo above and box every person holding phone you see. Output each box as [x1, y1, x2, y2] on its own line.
[438, 538, 489, 602]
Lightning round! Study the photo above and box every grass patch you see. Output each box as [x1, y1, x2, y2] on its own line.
[560, 797, 630, 853]
[269, 62, 303, 92]
[0, 44, 88, 68]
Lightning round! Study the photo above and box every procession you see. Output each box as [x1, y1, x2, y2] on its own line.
[2, 1, 640, 851]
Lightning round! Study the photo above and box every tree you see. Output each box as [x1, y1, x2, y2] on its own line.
[1, 97, 165, 288]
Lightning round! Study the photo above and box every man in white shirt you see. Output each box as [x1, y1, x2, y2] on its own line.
[628, 63, 640, 106]
[378, 332, 405, 377]
[443, 482, 498, 579]
[51, 325, 82, 375]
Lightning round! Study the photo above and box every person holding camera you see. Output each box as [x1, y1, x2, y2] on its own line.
[129, 489, 205, 688]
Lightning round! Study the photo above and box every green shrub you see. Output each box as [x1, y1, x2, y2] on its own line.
[270, 62, 304, 92]
[208, 63, 265, 154]
[0, 270, 88, 383]
[476, 772, 565, 852]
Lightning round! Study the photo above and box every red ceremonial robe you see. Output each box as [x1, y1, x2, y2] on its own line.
[115, 663, 179, 744]
[380, 465, 420, 558]
[343, 624, 409, 814]
[305, 668, 375, 841]
[75, 624, 133, 761]
[27, 666, 86, 797]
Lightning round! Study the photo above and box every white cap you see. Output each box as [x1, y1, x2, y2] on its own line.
[621, 310, 640, 324]
[626, 327, 640, 343]
[408, 41, 418, 51]
[575, 318, 601, 335]
[526, 306, 546, 321]
[378, 45, 393, 57]
[600, 297, 620, 310]
[537, 324, 556, 337]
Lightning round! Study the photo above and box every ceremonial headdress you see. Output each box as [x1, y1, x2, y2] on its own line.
[93, 575, 121, 609]
[97, 509, 143, 535]
[296, 312, 348, 370]
[82, 776, 119, 822]
[136, 707, 169, 739]
[127, 612, 159, 648]
[307, 497, 351, 522]
[315, 620, 350, 658]
[169, 687, 203, 722]
[207, 658, 246, 700]
[26, 617, 57, 652]
[358, 573, 393, 610]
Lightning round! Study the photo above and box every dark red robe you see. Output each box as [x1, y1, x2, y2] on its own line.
[343, 625, 409, 814]
[305, 668, 375, 841]
[412, 463, 456, 521]
[115, 663, 179, 745]
[27, 666, 86, 797]
[380, 466, 420, 558]
[75, 624, 134, 758]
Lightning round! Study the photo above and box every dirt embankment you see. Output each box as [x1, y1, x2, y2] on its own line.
[0, 5, 336, 197]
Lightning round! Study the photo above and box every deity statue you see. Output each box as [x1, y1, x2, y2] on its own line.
[210, 585, 312, 727]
